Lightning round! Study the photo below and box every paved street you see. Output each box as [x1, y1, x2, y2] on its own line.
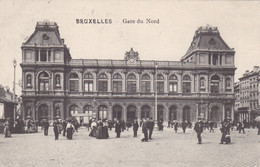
[0, 127, 260, 167]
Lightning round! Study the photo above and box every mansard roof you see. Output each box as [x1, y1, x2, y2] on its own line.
[183, 25, 234, 59]
[24, 21, 63, 46]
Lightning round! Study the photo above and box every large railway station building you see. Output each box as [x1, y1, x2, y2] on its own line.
[21, 22, 236, 124]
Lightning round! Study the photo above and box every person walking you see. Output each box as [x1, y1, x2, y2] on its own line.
[181, 120, 187, 133]
[66, 120, 75, 140]
[53, 119, 59, 140]
[220, 120, 231, 144]
[209, 121, 215, 132]
[174, 121, 178, 133]
[194, 119, 203, 144]
[3, 118, 11, 137]
[115, 120, 121, 138]
[43, 119, 49, 136]
[141, 119, 149, 142]
[148, 118, 154, 139]
[133, 119, 139, 137]
[62, 120, 67, 136]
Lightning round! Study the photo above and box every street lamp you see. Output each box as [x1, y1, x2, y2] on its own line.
[154, 63, 158, 129]
[13, 59, 17, 121]
[13, 59, 17, 102]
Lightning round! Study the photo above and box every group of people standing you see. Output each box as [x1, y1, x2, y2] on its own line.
[89, 119, 109, 139]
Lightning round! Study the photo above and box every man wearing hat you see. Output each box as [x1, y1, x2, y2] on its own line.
[194, 119, 203, 144]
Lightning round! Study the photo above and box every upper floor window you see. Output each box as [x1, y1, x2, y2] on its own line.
[226, 77, 231, 91]
[113, 73, 122, 92]
[157, 74, 164, 94]
[98, 73, 108, 92]
[127, 74, 137, 93]
[38, 72, 49, 91]
[141, 74, 150, 93]
[211, 75, 220, 93]
[69, 73, 79, 92]
[84, 73, 93, 92]
[69, 105, 78, 116]
[182, 75, 191, 93]
[169, 75, 178, 93]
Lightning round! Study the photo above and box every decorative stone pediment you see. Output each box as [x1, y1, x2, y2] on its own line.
[124, 48, 140, 62]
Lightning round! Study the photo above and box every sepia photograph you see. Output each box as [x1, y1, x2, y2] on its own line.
[0, 0, 260, 166]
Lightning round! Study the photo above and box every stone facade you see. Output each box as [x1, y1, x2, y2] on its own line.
[20, 22, 236, 124]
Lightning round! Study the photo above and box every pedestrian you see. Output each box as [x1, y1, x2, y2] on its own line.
[96, 120, 103, 139]
[3, 118, 11, 138]
[121, 120, 126, 132]
[181, 120, 187, 133]
[168, 120, 171, 128]
[141, 119, 149, 142]
[115, 120, 121, 138]
[103, 120, 109, 139]
[62, 120, 67, 136]
[220, 120, 231, 144]
[66, 120, 75, 140]
[89, 119, 97, 137]
[53, 119, 59, 140]
[194, 119, 203, 144]
[43, 119, 49, 136]
[148, 118, 154, 139]
[174, 121, 178, 133]
[133, 119, 139, 137]
[209, 121, 215, 132]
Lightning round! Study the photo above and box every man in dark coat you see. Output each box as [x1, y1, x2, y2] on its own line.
[133, 119, 139, 137]
[194, 120, 203, 144]
[115, 120, 121, 138]
[142, 119, 149, 142]
[43, 119, 49, 136]
[209, 121, 215, 132]
[220, 121, 231, 144]
[174, 121, 178, 133]
[181, 121, 187, 133]
[53, 119, 59, 140]
[62, 120, 67, 136]
[148, 118, 154, 139]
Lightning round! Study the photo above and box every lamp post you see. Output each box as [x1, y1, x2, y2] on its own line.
[154, 63, 158, 129]
[13, 59, 17, 121]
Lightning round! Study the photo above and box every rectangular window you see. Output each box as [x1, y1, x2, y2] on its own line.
[40, 50, 47, 61]
[141, 81, 150, 93]
[183, 82, 191, 93]
[127, 81, 136, 93]
[157, 82, 164, 94]
[199, 54, 206, 64]
[225, 55, 232, 64]
[70, 80, 79, 91]
[113, 81, 122, 92]
[169, 82, 178, 93]
[84, 81, 93, 92]
[98, 81, 108, 92]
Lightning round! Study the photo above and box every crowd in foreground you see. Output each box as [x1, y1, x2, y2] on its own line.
[2, 117, 260, 144]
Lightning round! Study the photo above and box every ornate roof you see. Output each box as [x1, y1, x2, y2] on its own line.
[24, 21, 63, 46]
[124, 48, 140, 61]
[183, 25, 233, 59]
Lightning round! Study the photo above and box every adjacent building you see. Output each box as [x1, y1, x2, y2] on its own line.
[20, 22, 236, 125]
[235, 66, 260, 123]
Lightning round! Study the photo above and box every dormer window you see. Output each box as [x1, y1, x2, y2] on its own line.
[42, 34, 49, 40]
[209, 38, 215, 45]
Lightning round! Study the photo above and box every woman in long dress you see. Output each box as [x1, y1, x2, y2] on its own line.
[89, 120, 97, 137]
[3, 118, 11, 137]
[66, 120, 75, 140]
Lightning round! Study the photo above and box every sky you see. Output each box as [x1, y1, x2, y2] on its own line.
[0, 0, 260, 95]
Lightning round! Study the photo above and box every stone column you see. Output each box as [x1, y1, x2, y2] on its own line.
[196, 104, 199, 119]
[123, 107, 127, 121]
[46, 49, 49, 62]
[137, 106, 141, 122]
[231, 104, 234, 121]
[211, 53, 213, 65]
[38, 50, 41, 62]
[223, 103, 225, 121]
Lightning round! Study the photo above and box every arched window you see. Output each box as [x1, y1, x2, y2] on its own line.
[69, 73, 79, 91]
[98, 73, 108, 92]
[200, 77, 206, 89]
[141, 105, 150, 119]
[98, 105, 107, 120]
[113, 73, 122, 92]
[38, 72, 49, 91]
[183, 106, 191, 122]
[169, 106, 177, 121]
[84, 105, 93, 123]
[26, 74, 32, 87]
[156, 74, 164, 94]
[182, 75, 191, 93]
[169, 75, 178, 93]
[141, 74, 150, 93]
[84, 73, 93, 92]
[211, 75, 220, 93]
[112, 105, 122, 120]
[127, 74, 137, 93]
[55, 74, 61, 87]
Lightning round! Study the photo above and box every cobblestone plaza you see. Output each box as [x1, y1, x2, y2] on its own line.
[1, 128, 260, 167]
